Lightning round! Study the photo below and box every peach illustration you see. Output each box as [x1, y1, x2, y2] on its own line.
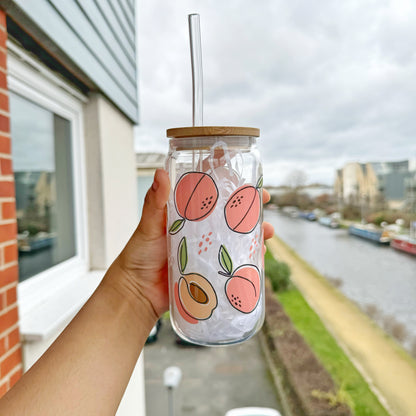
[218, 245, 261, 314]
[224, 177, 262, 234]
[174, 237, 218, 321]
[174, 282, 198, 324]
[177, 273, 218, 320]
[169, 172, 218, 234]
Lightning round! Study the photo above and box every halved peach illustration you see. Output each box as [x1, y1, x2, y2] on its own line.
[224, 176, 262, 234]
[218, 245, 261, 314]
[174, 282, 197, 324]
[169, 172, 218, 234]
[174, 237, 218, 322]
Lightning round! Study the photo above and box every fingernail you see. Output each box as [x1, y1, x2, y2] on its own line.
[152, 178, 159, 191]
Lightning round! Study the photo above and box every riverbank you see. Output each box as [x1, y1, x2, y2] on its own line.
[267, 235, 416, 416]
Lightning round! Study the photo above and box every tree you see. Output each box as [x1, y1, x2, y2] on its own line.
[314, 193, 331, 209]
[285, 169, 307, 190]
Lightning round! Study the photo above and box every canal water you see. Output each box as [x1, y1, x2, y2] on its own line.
[264, 209, 416, 352]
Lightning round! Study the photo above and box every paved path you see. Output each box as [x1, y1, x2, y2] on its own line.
[268, 236, 416, 416]
[144, 319, 281, 416]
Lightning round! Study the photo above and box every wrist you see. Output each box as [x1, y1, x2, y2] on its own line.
[101, 258, 159, 333]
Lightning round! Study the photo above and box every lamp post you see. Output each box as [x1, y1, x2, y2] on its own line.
[163, 366, 182, 416]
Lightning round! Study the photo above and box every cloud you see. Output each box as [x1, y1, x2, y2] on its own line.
[135, 0, 416, 185]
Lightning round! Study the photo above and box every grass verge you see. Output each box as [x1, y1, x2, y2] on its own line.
[276, 288, 390, 416]
[273, 235, 416, 366]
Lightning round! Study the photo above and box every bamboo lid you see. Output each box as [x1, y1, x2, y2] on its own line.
[166, 126, 260, 138]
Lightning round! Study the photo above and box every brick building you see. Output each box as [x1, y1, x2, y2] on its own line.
[0, 8, 21, 396]
[0, 2, 145, 414]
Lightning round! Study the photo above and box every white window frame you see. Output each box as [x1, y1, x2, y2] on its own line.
[7, 42, 90, 319]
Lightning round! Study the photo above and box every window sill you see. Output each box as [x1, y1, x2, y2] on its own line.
[18, 271, 105, 342]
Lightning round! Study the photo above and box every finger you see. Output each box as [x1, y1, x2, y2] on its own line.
[262, 221, 274, 240]
[262, 189, 270, 204]
[137, 169, 171, 238]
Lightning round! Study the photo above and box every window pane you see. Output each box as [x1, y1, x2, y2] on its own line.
[10, 93, 76, 281]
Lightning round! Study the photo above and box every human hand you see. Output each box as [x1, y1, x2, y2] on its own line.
[114, 169, 171, 321]
[114, 169, 274, 322]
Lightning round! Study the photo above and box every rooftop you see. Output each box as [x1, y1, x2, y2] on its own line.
[135, 153, 165, 169]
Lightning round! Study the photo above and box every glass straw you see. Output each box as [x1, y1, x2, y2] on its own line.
[188, 14, 203, 126]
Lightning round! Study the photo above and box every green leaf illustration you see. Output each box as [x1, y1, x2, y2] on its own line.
[256, 176, 263, 189]
[218, 245, 233, 275]
[169, 219, 185, 234]
[178, 237, 188, 273]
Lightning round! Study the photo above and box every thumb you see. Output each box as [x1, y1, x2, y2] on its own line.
[137, 169, 170, 239]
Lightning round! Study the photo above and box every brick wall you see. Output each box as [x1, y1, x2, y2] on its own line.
[0, 8, 22, 396]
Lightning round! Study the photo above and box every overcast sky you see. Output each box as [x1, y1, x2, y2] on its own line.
[135, 0, 416, 186]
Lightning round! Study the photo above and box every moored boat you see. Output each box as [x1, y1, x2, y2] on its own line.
[281, 206, 299, 218]
[318, 216, 340, 229]
[391, 236, 416, 256]
[348, 224, 391, 245]
[18, 232, 56, 253]
[299, 211, 316, 221]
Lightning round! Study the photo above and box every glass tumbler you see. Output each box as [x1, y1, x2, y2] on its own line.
[165, 126, 264, 346]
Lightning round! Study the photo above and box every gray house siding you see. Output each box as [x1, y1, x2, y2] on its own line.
[6, 0, 138, 123]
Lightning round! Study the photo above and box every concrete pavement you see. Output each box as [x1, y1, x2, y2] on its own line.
[144, 318, 281, 416]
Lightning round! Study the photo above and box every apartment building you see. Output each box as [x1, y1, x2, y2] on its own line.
[0, 2, 145, 414]
[334, 159, 416, 211]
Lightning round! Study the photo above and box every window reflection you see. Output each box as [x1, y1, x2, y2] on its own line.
[10, 93, 76, 281]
